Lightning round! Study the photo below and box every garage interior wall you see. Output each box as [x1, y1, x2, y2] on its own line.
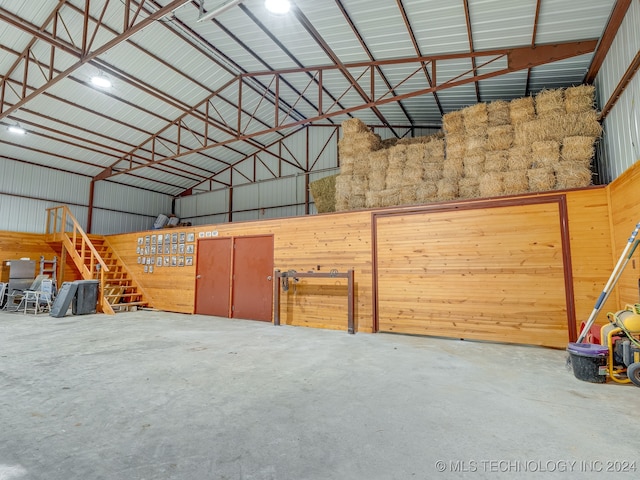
[0, 156, 172, 234]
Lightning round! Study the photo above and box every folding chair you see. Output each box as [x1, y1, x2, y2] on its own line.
[6, 275, 49, 312]
[0, 282, 7, 309]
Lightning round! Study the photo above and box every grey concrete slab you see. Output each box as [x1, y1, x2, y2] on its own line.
[1, 310, 639, 480]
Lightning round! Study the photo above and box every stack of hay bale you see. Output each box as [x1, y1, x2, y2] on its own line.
[333, 85, 600, 212]
[460, 103, 488, 198]
[441, 111, 464, 200]
[335, 118, 381, 211]
[558, 85, 601, 188]
[417, 135, 445, 203]
[482, 100, 512, 197]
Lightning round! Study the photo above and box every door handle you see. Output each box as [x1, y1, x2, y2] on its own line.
[267, 275, 272, 281]
[196, 275, 202, 279]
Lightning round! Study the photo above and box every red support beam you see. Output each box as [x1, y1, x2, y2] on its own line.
[584, 0, 632, 83]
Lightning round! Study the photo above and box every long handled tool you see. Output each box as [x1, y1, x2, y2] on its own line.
[576, 221, 640, 343]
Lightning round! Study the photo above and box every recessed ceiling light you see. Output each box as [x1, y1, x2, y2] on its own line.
[8, 124, 26, 135]
[265, 0, 290, 14]
[91, 74, 112, 88]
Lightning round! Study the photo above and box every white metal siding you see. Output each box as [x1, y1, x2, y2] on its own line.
[595, 0, 640, 183]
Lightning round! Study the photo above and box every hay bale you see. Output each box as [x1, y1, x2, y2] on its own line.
[349, 194, 367, 210]
[369, 170, 387, 191]
[365, 191, 383, 209]
[486, 125, 514, 151]
[459, 177, 480, 199]
[479, 172, 505, 197]
[416, 183, 438, 203]
[309, 174, 337, 213]
[339, 161, 354, 175]
[503, 170, 529, 195]
[555, 163, 592, 189]
[557, 112, 602, 137]
[445, 134, 466, 158]
[335, 174, 351, 196]
[443, 110, 464, 134]
[514, 119, 547, 145]
[565, 85, 595, 113]
[379, 188, 402, 207]
[385, 166, 405, 188]
[508, 146, 532, 170]
[406, 144, 426, 164]
[350, 175, 368, 196]
[531, 141, 560, 168]
[423, 162, 443, 181]
[442, 156, 464, 179]
[463, 153, 486, 178]
[437, 178, 459, 201]
[424, 138, 446, 159]
[485, 151, 508, 172]
[463, 103, 488, 130]
[465, 135, 487, 151]
[510, 96, 535, 124]
[370, 149, 389, 172]
[389, 144, 407, 166]
[562, 136, 595, 165]
[342, 118, 370, 135]
[487, 100, 510, 126]
[399, 187, 418, 205]
[535, 88, 564, 116]
[404, 163, 424, 180]
[527, 167, 556, 192]
[351, 156, 371, 176]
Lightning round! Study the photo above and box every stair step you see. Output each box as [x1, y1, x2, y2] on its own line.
[105, 293, 142, 299]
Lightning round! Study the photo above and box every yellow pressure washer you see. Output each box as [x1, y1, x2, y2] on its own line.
[600, 304, 640, 387]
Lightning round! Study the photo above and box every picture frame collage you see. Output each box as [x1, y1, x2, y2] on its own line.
[136, 231, 195, 273]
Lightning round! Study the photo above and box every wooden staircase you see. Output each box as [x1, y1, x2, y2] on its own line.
[45, 205, 149, 314]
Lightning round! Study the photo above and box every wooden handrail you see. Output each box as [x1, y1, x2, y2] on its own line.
[45, 205, 113, 314]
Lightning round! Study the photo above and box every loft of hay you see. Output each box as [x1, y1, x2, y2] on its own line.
[317, 85, 600, 212]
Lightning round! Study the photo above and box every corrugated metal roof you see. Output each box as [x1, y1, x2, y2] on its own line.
[0, 0, 620, 196]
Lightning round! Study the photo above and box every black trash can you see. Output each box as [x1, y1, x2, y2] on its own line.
[72, 280, 99, 315]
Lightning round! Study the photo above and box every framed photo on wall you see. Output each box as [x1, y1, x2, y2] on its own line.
[185, 256, 193, 266]
[187, 233, 195, 242]
[186, 244, 194, 254]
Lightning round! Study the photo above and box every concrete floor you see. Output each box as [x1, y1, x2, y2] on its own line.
[1, 310, 639, 480]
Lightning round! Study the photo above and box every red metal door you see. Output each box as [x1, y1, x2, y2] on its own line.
[231, 235, 274, 321]
[195, 237, 232, 317]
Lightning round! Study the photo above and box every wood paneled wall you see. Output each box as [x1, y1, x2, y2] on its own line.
[105, 211, 374, 332]
[0, 231, 80, 284]
[0, 184, 621, 347]
[608, 160, 640, 307]
[374, 197, 570, 347]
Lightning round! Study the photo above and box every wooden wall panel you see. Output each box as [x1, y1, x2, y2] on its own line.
[564, 188, 617, 333]
[0, 231, 80, 284]
[608, 160, 640, 306]
[374, 199, 570, 348]
[105, 212, 374, 332]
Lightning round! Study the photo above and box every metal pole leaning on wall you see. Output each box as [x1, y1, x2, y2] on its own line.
[273, 269, 355, 334]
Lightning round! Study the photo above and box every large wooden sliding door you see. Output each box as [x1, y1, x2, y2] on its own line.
[373, 197, 574, 348]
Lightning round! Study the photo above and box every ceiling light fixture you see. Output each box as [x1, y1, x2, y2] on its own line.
[197, 0, 244, 22]
[265, 0, 291, 14]
[8, 123, 26, 135]
[91, 73, 112, 89]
